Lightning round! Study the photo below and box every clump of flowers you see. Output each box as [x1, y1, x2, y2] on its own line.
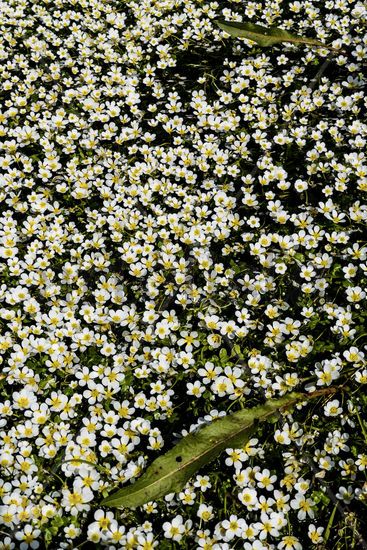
[0, 0, 366, 548]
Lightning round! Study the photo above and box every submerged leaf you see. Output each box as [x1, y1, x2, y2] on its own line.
[101, 393, 305, 508]
[215, 19, 326, 48]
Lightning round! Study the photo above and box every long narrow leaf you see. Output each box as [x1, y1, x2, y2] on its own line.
[101, 393, 304, 508]
[215, 19, 326, 48]
[324, 502, 338, 543]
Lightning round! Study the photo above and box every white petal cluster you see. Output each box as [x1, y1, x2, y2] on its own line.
[0, 0, 366, 548]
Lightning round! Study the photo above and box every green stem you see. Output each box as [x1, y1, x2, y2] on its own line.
[324, 502, 338, 543]
[354, 404, 367, 443]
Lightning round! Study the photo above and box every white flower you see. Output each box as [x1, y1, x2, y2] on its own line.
[187, 381, 205, 397]
[61, 482, 93, 516]
[15, 525, 41, 550]
[308, 524, 324, 544]
[346, 285, 366, 302]
[274, 429, 291, 445]
[193, 475, 211, 492]
[221, 515, 247, 540]
[198, 362, 222, 384]
[87, 524, 102, 544]
[324, 399, 343, 417]
[238, 488, 259, 510]
[243, 541, 267, 550]
[277, 535, 302, 550]
[255, 469, 277, 491]
[64, 525, 81, 540]
[12, 390, 37, 410]
[207, 333, 222, 348]
[290, 494, 315, 520]
[155, 320, 171, 339]
[163, 515, 185, 541]
[254, 512, 280, 540]
[336, 485, 354, 503]
[211, 376, 234, 397]
[225, 448, 246, 469]
[197, 504, 214, 522]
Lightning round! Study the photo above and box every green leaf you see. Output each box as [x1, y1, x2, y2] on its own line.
[215, 19, 327, 49]
[219, 348, 229, 362]
[44, 515, 66, 548]
[324, 502, 338, 543]
[232, 344, 244, 359]
[312, 489, 330, 507]
[101, 393, 305, 508]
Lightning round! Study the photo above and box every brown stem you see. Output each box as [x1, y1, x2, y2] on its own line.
[307, 386, 340, 399]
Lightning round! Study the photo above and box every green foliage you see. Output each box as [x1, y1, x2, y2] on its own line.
[44, 516, 68, 548]
[101, 393, 306, 508]
[324, 503, 338, 544]
[219, 347, 229, 363]
[215, 19, 333, 50]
